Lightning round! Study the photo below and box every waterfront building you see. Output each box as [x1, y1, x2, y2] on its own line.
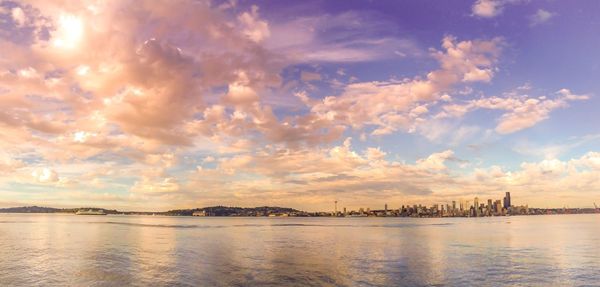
[192, 211, 206, 216]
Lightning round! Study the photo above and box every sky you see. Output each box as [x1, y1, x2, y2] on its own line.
[0, 0, 599, 211]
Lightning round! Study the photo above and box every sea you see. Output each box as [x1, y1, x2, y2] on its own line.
[0, 213, 599, 286]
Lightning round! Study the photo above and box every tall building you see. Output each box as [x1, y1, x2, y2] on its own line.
[503, 192, 511, 209]
[474, 197, 479, 217]
[334, 201, 338, 216]
[494, 200, 502, 214]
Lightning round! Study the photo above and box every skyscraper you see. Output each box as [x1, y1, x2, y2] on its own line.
[495, 200, 502, 214]
[503, 192, 511, 209]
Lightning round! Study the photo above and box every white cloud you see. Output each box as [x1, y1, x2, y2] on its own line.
[530, 9, 555, 26]
[32, 168, 59, 183]
[417, 150, 455, 170]
[436, 88, 590, 134]
[575, 152, 600, 170]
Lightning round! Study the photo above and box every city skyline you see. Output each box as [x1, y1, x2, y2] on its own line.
[4, 190, 598, 218]
[4, 191, 598, 217]
[1, 0, 600, 211]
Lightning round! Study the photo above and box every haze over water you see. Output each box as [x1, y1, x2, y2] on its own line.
[1, 214, 599, 286]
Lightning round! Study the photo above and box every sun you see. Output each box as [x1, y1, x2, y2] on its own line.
[52, 14, 83, 49]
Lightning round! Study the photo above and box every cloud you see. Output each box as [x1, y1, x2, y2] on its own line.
[513, 134, 600, 159]
[304, 36, 503, 136]
[0, 154, 25, 174]
[0, 0, 286, 151]
[472, 0, 525, 19]
[417, 150, 455, 170]
[472, 0, 502, 18]
[0, 2, 450, 163]
[183, 140, 600, 210]
[493, 89, 588, 134]
[530, 9, 555, 26]
[130, 177, 180, 194]
[575, 152, 600, 170]
[223, 71, 259, 105]
[472, 0, 503, 18]
[32, 167, 59, 183]
[0, 0, 594, 211]
[11, 7, 27, 26]
[436, 88, 590, 134]
[238, 5, 270, 43]
[265, 11, 421, 63]
[181, 142, 455, 208]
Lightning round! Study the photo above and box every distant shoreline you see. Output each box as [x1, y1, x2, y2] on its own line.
[0, 205, 597, 218]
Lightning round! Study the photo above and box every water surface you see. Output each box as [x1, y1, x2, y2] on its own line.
[1, 214, 599, 286]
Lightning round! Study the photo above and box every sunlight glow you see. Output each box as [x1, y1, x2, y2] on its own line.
[52, 14, 83, 49]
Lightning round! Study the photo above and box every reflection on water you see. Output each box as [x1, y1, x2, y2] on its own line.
[1, 214, 599, 286]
